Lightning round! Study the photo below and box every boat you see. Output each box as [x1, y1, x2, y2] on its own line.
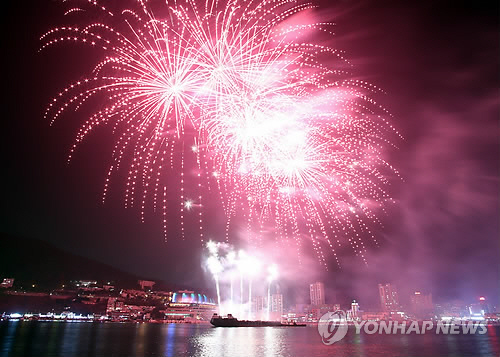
[210, 313, 306, 327]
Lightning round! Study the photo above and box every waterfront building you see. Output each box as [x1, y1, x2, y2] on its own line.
[360, 311, 390, 321]
[0, 279, 14, 288]
[271, 294, 283, 313]
[270, 293, 284, 321]
[378, 283, 400, 311]
[410, 291, 433, 317]
[164, 302, 217, 322]
[311, 304, 341, 321]
[73, 280, 97, 288]
[164, 290, 217, 322]
[252, 295, 267, 316]
[351, 300, 360, 319]
[310, 282, 325, 306]
[479, 296, 490, 314]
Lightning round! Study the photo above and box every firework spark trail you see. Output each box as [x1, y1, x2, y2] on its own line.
[266, 264, 278, 320]
[205, 241, 269, 319]
[42, 0, 400, 265]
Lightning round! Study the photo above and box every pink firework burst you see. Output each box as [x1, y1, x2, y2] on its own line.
[42, 0, 400, 267]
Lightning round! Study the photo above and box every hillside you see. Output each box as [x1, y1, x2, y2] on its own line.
[0, 233, 148, 290]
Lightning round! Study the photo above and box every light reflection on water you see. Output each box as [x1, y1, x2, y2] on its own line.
[0, 322, 499, 357]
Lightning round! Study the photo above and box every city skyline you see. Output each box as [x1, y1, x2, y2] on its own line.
[1, 0, 498, 306]
[0, 231, 497, 309]
[2, 276, 496, 324]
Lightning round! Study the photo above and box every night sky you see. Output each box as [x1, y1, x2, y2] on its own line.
[1, 0, 498, 308]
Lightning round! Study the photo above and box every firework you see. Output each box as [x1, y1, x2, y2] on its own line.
[205, 241, 272, 319]
[43, 0, 399, 265]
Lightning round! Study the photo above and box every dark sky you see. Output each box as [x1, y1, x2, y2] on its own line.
[1, 0, 499, 308]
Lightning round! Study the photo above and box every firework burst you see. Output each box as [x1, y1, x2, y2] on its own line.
[42, 0, 400, 266]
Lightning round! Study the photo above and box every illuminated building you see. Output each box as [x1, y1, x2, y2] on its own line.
[378, 283, 400, 311]
[252, 296, 267, 319]
[250, 294, 283, 320]
[310, 282, 325, 306]
[361, 311, 390, 321]
[479, 296, 490, 314]
[270, 293, 283, 321]
[106, 297, 155, 321]
[410, 291, 433, 317]
[311, 304, 341, 321]
[74, 280, 97, 287]
[164, 290, 216, 321]
[0, 279, 14, 288]
[351, 300, 360, 319]
[120, 289, 149, 299]
[435, 300, 467, 318]
[138, 280, 156, 291]
[106, 298, 118, 314]
[469, 297, 490, 316]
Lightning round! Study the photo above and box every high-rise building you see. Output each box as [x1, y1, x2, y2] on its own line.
[252, 295, 267, 319]
[271, 294, 283, 315]
[410, 291, 433, 317]
[378, 283, 400, 311]
[479, 297, 490, 315]
[351, 300, 360, 319]
[310, 282, 325, 306]
[251, 294, 283, 321]
[468, 297, 490, 317]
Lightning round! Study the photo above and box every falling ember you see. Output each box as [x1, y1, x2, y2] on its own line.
[43, 0, 400, 265]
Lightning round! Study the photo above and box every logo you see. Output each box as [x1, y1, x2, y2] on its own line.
[317, 310, 488, 346]
[318, 310, 348, 345]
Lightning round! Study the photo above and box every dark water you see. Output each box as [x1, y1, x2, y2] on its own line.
[0, 321, 499, 357]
